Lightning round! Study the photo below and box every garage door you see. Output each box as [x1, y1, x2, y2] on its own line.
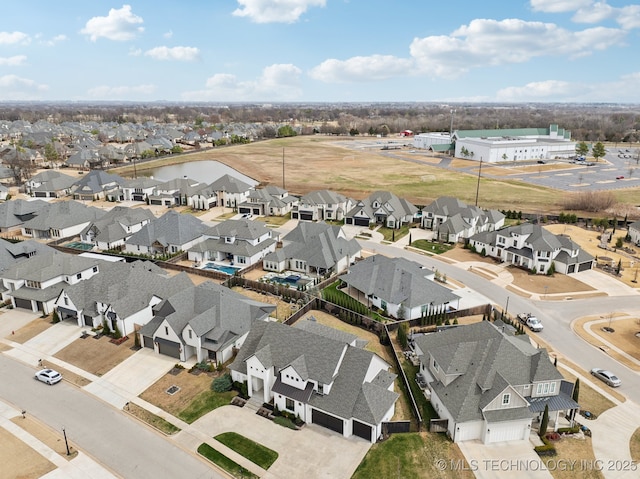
[156, 338, 181, 359]
[486, 421, 528, 443]
[312, 409, 343, 435]
[34, 192, 47, 197]
[14, 298, 32, 310]
[354, 217, 369, 227]
[143, 336, 154, 349]
[578, 262, 592, 272]
[239, 207, 250, 214]
[352, 420, 372, 441]
[300, 213, 313, 221]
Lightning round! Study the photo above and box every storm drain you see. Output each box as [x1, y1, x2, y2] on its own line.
[166, 385, 180, 395]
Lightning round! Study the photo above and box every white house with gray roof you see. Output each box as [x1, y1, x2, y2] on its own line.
[345, 190, 418, 229]
[21, 200, 105, 240]
[263, 221, 361, 276]
[291, 189, 354, 222]
[414, 321, 579, 443]
[149, 177, 205, 207]
[238, 185, 297, 217]
[140, 281, 275, 363]
[122, 177, 163, 202]
[25, 170, 76, 198]
[0, 199, 48, 233]
[1, 250, 103, 313]
[469, 223, 594, 274]
[209, 174, 255, 209]
[422, 196, 505, 243]
[188, 219, 278, 267]
[124, 210, 208, 256]
[0, 238, 54, 274]
[54, 261, 192, 336]
[80, 206, 156, 251]
[339, 255, 460, 320]
[71, 170, 126, 201]
[628, 220, 640, 245]
[230, 319, 399, 443]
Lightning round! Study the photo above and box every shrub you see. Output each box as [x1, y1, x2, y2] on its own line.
[51, 310, 60, 324]
[212, 373, 233, 392]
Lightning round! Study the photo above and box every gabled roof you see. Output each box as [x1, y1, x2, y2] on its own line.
[0, 199, 49, 229]
[125, 210, 207, 248]
[340, 254, 460, 308]
[0, 238, 55, 273]
[298, 189, 350, 206]
[346, 190, 417, 220]
[80, 206, 156, 244]
[414, 321, 563, 423]
[2, 249, 101, 282]
[22, 200, 105, 231]
[209, 174, 254, 194]
[72, 170, 126, 194]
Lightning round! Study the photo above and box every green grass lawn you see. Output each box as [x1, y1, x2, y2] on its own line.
[402, 360, 437, 423]
[255, 212, 291, 226]
[273, 415, 298, 429]
[352, 432, 474, 479]
[197, 443, 258, 479]
[178, 390, 237, 424]
[214, 432, 278, 470]
[378, 223, 411, 242]
[411, 240, 454, 254]
[127, 403, 181, 435]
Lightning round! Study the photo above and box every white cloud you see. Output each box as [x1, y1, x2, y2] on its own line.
[184, 64, 303, 101]
[163, 30, 173, 39]
[0, 31, 30, 45]
[0, 55, 27, 66]
[496, 80, 575, 101]
[80, 5, 144, 41]
[309, 55, 414, 83]
[39, 34, 67, 46]
[144, 46, 200, 61]
[232, 0, 326, 24]
[0, 75, 48, 100]
[572, 2, 615, 23]
[617, 5, 640, 30]
[87, 84, 156, 98]
[495, 73, 640, 102]
[530, 0, 592, 13]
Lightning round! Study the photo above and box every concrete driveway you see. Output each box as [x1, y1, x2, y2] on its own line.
[83, 348, 176, 408]
[458, 438, 554, 479]
[0, 308, 40, 338]
[190, 405, 371, 479]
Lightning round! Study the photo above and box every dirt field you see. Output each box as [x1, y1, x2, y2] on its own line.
[231, 286, 299, 321]
[53, 335, 136, 377]
[0, 425, 56, 479]
[139, 368, 219, 417]
[111, 136, 580, 213]
[589, 316, 640, 363]
[11, 416, 77, 459]
[552, 436, 604, 479]
[8, 316, 53, 343]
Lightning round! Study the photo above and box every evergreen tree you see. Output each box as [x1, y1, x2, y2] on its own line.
[572, 378, 580, 404]
[539, 404, 549, 437]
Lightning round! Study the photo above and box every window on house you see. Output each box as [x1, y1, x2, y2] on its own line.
[188, 330, 192, 339]
[285, 398, 294, 411]
[93, 266, 98, 273]
[502, 393, 510, 405]
[76, 273, 81, 280]
[64, 297, 68, 306]
[165, 326, 169, 335]
[543, 383, 549, 394]
[550, 382, 556, 394]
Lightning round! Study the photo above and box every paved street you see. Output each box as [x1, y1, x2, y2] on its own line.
[0, 355, 221, 479]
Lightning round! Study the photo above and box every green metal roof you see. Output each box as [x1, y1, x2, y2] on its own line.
[430, 143, 454, 152]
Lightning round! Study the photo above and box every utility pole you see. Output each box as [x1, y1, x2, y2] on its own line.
[475, 157, 483, 206]
[449, 109, 456, 140]
[282, 147, 285, 190]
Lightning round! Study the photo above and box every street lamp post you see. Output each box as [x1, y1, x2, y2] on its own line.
[504, 296, 510, 318]
[62, 427, 70, 455]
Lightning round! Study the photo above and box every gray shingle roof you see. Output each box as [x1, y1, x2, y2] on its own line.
[0, 238, 55, 273]
[0, 199, 49, 229]
[209, 174, 253, 194]
[414, 321, 563, 423]
[22, 200, 105, 231]
[80, 206, 155, 244]
[340, 254, 460, 309]
[125, 210, 207, 248]
[2, 249, 101, 283]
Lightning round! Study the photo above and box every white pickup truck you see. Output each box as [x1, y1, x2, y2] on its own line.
[516, 313, 543, 332]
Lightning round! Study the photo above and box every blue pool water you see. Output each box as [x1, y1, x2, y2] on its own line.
[271, 274, 301, 285]
[203, 263, 241, 275]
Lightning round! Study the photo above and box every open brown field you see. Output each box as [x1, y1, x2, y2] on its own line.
[54, 335, 135, 377]
[0, 425, 56, 479]
[110, 136, 640, 214]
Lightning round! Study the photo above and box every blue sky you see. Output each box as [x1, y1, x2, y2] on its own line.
[1, 0, 639, 103]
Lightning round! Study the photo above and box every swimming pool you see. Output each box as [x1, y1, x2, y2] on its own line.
[271, 274, 301, 285]
[65, 241, 94, 251]
[202, 263, 241, 275]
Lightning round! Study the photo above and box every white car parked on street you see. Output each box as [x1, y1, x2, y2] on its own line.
[35, 368, 62, 385]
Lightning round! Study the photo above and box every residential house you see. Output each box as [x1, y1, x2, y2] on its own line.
[263, 221, 361, 277]
[0, 238, 54, 274]
[122, 177, 163, 202]
[25, 170, 76, 198]
[140, 281, 275, 363]
[229, 319, 399, 442]
[339, 255, 460, 320]
[345, 190, 418, 229]
[238, 186, 297, 217]
[71, 170, 126, 201]
[421, 196, 505, 243]
[148, 177, 203, 207]
[291, 190, 354, 222]
[124, 210, 208, 256]
[80, 206, 156, 250]
[1, 250, 104, 313]
[0, 184, 8, 201]
[188, 182, 218, 211]
[209, 174, 254, 209]
[65, 148, 100, 169]
[469, 223, 595, 274]
[0, 199, 48, 234]
[55, 260, 192, 336]
[21, 200, 105, 240]
[628, 220, 640, 245]
[413, 321, 579, 443]
[188, 219, 278, 267]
